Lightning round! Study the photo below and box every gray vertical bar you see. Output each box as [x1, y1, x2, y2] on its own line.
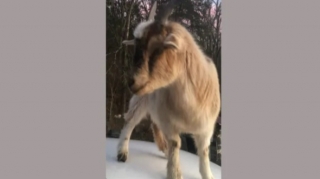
[223, 0, 320, 178]
[0, 0, 106, 178]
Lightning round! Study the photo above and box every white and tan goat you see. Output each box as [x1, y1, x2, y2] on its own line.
[117, 56, 217, 160]
[117, 1, 220, 179]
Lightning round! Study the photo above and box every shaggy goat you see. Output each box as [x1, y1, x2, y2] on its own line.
[117, 56, 218, 160]
[117, 1, 221, 179]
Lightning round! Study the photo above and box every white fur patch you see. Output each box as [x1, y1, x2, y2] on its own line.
[133, 20, 154, 38]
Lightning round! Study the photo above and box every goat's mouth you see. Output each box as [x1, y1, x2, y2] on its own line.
[129, 81, 151, 96]
[129, 83, 145, 94]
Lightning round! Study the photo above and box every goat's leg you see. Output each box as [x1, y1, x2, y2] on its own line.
[117, 95, 148, 162]
[117, 113, 146, 162]
[151, 122, 168, 158]
[193, 130, 215, 179]
[165, 133, 183, 179]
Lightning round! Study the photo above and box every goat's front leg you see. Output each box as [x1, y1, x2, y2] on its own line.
[117, 114, 144, 162]
[194, 130, 215, 179]
[117, 95, 148, 162]
[165, 134, 183, 179]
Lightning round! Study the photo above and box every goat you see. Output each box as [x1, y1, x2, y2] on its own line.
[117, 55, 217, 160]
[117, 1, 221, 179]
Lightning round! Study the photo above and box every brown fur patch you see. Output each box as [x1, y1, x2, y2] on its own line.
[151, 122, 168, 153]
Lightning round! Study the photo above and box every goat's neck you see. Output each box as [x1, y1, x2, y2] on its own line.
[174, 50, 216, 110]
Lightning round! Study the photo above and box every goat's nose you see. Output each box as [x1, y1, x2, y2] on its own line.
[128, 78, 135, 87]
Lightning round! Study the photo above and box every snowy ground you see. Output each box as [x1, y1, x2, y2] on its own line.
[106, 138, 221, 179]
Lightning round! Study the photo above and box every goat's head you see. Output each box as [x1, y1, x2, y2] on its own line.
[122, 0, 182, 95]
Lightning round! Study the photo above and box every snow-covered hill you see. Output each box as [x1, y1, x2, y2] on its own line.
[106, 138, 221, 179]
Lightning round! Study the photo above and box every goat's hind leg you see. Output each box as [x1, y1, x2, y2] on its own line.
[151, 122, 168, 158]
[193, 129, 215, 179]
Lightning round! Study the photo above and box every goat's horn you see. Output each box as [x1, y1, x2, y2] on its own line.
[122, 39, 135, 45]
[154, 0, 177, 24]
[148, 1, 157, 20]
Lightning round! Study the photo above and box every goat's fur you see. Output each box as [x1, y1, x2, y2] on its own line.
[117, 1, 220, 179]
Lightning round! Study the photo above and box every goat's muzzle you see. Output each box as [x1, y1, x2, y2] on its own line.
[127, 77, 146, 95]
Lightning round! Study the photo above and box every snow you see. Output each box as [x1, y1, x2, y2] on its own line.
[106, 138, 221, 179]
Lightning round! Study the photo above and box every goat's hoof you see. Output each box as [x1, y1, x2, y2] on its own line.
[167, 176, 183, 179]
[117, 152, 127, 162]
[177, 171, 183, 179]
[167, 172, 183, 179]
[203, 175, 215, 179]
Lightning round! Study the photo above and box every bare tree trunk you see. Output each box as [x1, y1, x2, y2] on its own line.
[122, 0, 136, 115]
[108, 85, 114, 130]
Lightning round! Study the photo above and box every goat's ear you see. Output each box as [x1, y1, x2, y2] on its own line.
[122, 39, 135, 46]
[163, 34, 181, 50]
